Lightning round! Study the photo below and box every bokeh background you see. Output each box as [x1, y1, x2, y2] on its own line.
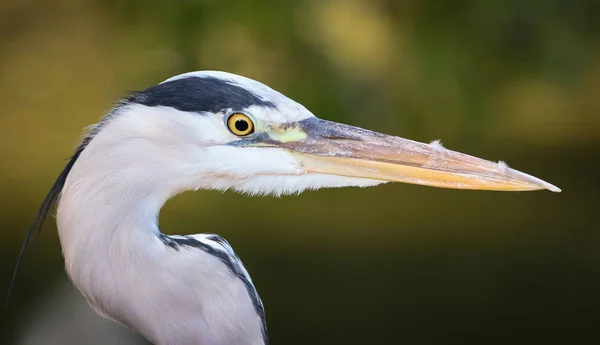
[1, 0, 599, 344]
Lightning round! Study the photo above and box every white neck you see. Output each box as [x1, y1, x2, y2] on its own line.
[57, 160, 164, 282]
[57, 105, 208, 269]
[57, 122, 180, 283]
[55, 112, 267, 345]
[55, 108, 199, 342]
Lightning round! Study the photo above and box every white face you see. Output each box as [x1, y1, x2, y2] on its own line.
[86, 71, 559, 199]
[101, 102, 383, 198]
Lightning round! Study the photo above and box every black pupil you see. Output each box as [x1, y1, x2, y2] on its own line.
[234, 119, 249, 132]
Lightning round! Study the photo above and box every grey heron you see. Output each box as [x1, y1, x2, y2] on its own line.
[12, 71, 560, 345]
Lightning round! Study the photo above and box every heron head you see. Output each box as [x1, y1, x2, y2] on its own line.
[85, 71, 559, 197]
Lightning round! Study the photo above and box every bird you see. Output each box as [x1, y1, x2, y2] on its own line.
[11, 71, 560, 345]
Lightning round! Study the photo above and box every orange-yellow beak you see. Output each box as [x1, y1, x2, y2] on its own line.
[266, 118, 560, 192]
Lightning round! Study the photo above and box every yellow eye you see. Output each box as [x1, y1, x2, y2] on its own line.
[227, 113, 255, 136]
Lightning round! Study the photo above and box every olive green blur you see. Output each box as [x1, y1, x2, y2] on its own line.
[1, 0, 599, 344]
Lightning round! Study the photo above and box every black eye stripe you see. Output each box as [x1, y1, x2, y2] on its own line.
[129, 76, 276, 114]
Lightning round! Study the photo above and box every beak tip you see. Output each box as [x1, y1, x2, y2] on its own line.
[526, 174, 561, 193]
[544, 183, 562, 193]
[530, 176, 561, 193]
[507, 167, 561, 193]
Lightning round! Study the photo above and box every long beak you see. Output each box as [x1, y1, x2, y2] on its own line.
[264, 117, 560, 192]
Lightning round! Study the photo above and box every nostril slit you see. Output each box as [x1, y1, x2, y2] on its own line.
[321, 135, 362, 141]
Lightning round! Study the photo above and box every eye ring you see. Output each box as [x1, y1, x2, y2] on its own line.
[227, 113, 255, 136]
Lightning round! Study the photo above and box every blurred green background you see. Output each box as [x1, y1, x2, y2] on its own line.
[1, 0, 599, 344]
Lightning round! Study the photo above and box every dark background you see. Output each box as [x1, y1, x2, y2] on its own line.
[1, 0, 599, 344]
